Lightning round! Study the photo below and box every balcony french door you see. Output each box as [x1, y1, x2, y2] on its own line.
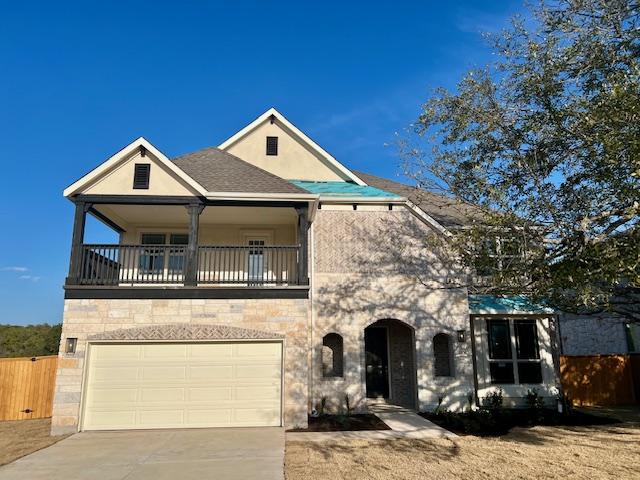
[247, 237, 267, 285]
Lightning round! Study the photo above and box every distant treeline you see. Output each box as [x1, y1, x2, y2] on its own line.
[0, 324, 62, 358]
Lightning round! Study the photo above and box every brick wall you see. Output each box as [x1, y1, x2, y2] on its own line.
[559, 312, 630, 355]
[311, 208, 475, 413]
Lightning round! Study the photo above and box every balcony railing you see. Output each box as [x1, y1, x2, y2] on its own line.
[71, 244, 302, 286]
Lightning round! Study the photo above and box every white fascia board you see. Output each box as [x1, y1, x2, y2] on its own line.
[405, 201, 451, 236]
[205, 191, 319, 202]
[308, 198, 320, 223]
[63, 137, 208, 197]
[218, 108, 367, 186]
[319, 196, 406, 204]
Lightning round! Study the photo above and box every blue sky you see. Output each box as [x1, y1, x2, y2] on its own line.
[0, 0, 524, 325]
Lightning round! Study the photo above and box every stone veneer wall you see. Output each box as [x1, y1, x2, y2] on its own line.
[311, 208, 475, 413]
[51, 298, 309, 435]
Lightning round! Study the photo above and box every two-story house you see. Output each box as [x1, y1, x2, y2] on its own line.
[51, 108, 560, 434]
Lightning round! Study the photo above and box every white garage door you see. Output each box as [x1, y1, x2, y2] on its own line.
[82, 342, 282, 431]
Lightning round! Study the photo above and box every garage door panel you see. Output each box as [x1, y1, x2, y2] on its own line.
[234, 407, 280, 424]
[190, 343, 233, 358]
[93, 366, 139, 382]
[94, 345, 141, 360]
[87, 410, 137, 427]
[139, 410, 184, 426]
[188, 387, 233, 401]
[140, 388, 185, 402]
[141, 366, 186, 380]
[87, 388, 138, 404]
[83, 342, 282, 430]
[186, 409, 233, 425]
[236, 364, 280, 379]
[189, 365, 233, 379]
[236, 385, 280, 401]
[142, 344, 187, 359]
[236, 342, 280, 357]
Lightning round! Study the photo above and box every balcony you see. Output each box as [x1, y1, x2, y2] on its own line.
[72, 244, 302, 286]
[64, 195, 311, 299]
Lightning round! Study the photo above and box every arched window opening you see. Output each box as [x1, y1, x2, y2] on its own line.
[322, 333, 344, 377]
[433, 333, 453, 377]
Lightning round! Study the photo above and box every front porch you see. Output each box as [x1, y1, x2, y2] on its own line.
[64, 195, 311, 298]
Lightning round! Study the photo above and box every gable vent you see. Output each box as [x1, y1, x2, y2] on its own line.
[266, 136, 278, 156]
[133, 163, 151, 189]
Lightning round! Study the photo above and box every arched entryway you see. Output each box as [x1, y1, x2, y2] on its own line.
[364, 319, 417, 409]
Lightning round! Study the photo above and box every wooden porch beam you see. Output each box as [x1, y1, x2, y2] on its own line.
[296, 205, 310, 285]
[184, 203, 205, 286]
[66, 201, 92, 285]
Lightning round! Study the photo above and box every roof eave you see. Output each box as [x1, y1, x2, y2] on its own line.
[205, 191, 320, 202]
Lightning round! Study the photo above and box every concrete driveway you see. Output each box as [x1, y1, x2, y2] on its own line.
[0, 427, 284, 480]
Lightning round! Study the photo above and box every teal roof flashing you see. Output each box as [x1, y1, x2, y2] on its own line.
[469, 294, 555, 315]
[290, 180, 399, 198]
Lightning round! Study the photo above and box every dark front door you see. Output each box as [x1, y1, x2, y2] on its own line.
[365, 327, 389, 398]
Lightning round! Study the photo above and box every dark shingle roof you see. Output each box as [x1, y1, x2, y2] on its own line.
[354, 170, 482, 227]
[172, 147, 308, 194]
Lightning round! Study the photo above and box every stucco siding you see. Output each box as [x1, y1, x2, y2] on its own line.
[82, 150, 197, 196]
[225, 119, 347, 182]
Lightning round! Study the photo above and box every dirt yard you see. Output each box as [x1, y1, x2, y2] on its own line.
[0, 419, 69, 466]
[286, 423, 640, 480]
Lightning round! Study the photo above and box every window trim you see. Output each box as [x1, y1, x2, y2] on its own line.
[486, 318, 543, 385]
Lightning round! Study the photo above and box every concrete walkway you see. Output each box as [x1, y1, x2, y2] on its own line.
[369, 404, 457, 438]
[0, 427, 284, 480]
[287, 405, 456, 443]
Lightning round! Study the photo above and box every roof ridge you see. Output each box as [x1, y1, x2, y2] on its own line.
[353, 170, 455, 201]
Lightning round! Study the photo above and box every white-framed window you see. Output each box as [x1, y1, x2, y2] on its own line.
[486, 318, 542, 385]
[139, 232, 188, 275]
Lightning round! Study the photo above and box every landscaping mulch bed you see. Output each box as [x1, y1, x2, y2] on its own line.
[420, 408, 619, 436]
[288, 414, 391, 432]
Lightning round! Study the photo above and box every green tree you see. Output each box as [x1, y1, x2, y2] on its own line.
[0, 324, 62, 358]
[404, 0, 639, 318]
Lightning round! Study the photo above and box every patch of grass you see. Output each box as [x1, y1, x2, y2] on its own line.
[420, 408, 619, 436]
[0, 418, 69, 466]
[286, 423, 640, 480]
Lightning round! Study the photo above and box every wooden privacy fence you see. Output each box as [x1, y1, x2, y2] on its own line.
[0, 356, 58, 421]
[560, 354, 640, 406]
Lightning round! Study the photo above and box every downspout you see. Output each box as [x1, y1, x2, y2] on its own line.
[552, 313, 564, 398]
[308, 219, 316, 415]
